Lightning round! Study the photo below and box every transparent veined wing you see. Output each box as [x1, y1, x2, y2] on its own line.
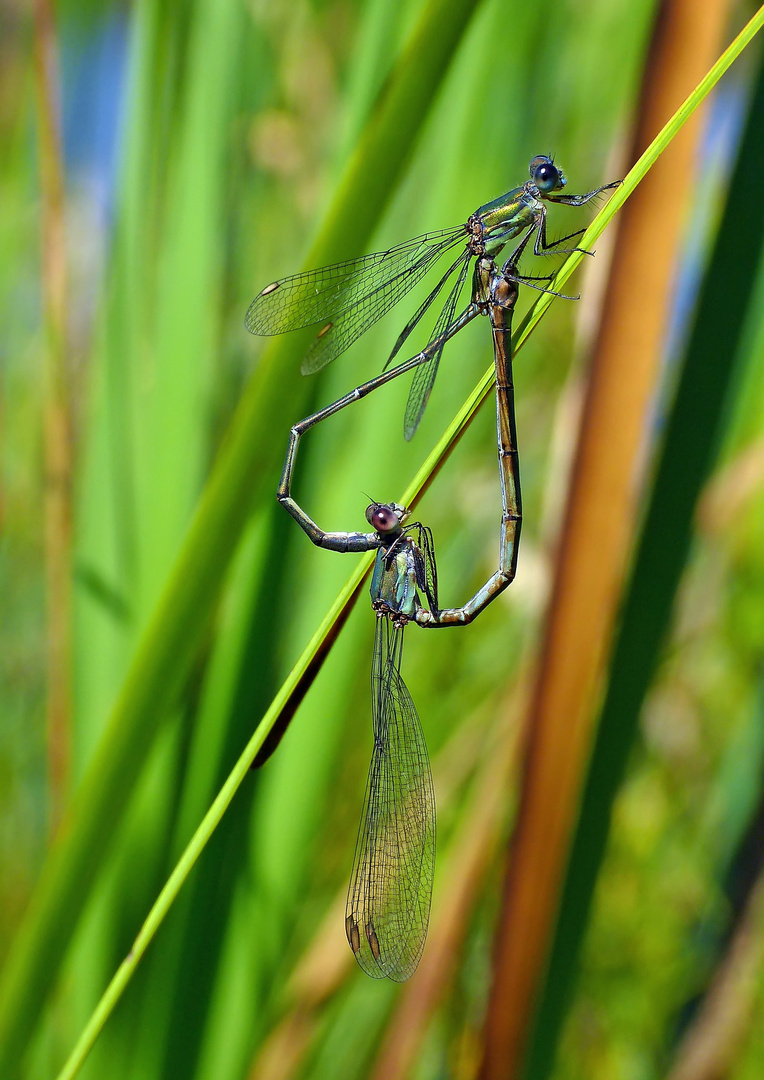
[345, 619, 436, 982]
[299, 230, 467, 374]
[383, 248, 470, 371]
[409, 523, 439, 616]
[244, 227, 465, 372]
[403, 252, 473, 440]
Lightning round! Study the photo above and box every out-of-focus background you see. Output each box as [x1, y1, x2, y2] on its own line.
[2, 0, 764, 1077]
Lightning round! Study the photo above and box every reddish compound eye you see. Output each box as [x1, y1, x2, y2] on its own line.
[366, 503, 399, 533]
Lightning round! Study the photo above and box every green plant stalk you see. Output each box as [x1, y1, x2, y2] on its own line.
[0, 0, 485, 1070]
[52, 10, 764, 1059]
[524, 28, 764, 1080]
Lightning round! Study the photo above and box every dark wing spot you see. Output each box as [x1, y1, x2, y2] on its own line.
[367, 922, 381, 960]
[345, 915, 361, 955]
[317, 321, 333, 339]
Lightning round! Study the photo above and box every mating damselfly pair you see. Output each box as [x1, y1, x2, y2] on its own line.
[246, 156, 620, 980]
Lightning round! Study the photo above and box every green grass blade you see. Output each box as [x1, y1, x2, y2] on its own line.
[523, 39, 764, 1080]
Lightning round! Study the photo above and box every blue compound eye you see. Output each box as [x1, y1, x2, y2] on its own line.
[530, 156, 561, 193]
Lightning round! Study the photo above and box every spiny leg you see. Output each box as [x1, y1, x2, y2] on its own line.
[533, 206, 593, 258]
[278, 304, 482, 545]
[507, 207, 591, 268]
[534, 179, 623, 255]
[502, 256, 579, 302]
[548, 179, 622, 208]
[277, 356, 427, 550]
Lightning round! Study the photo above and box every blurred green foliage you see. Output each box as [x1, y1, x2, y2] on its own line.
[2, 0, 764, 1078]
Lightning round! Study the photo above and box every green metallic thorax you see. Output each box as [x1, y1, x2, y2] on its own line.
[474, 183, 540, 258]
[370, 540, 419, 621]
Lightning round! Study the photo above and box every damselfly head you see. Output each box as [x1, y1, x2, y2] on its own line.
[529, 155, 566, 194]
[366, 502, 409, 534]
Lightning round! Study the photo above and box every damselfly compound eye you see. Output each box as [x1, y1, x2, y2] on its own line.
[530, 155, 562, 193]
[366, 504, 399, 533]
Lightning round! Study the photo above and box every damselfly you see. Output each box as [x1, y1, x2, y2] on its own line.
[322, 488, 523, 980]
[247, 155, 619, 438]
[346, 501, 438, 979]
